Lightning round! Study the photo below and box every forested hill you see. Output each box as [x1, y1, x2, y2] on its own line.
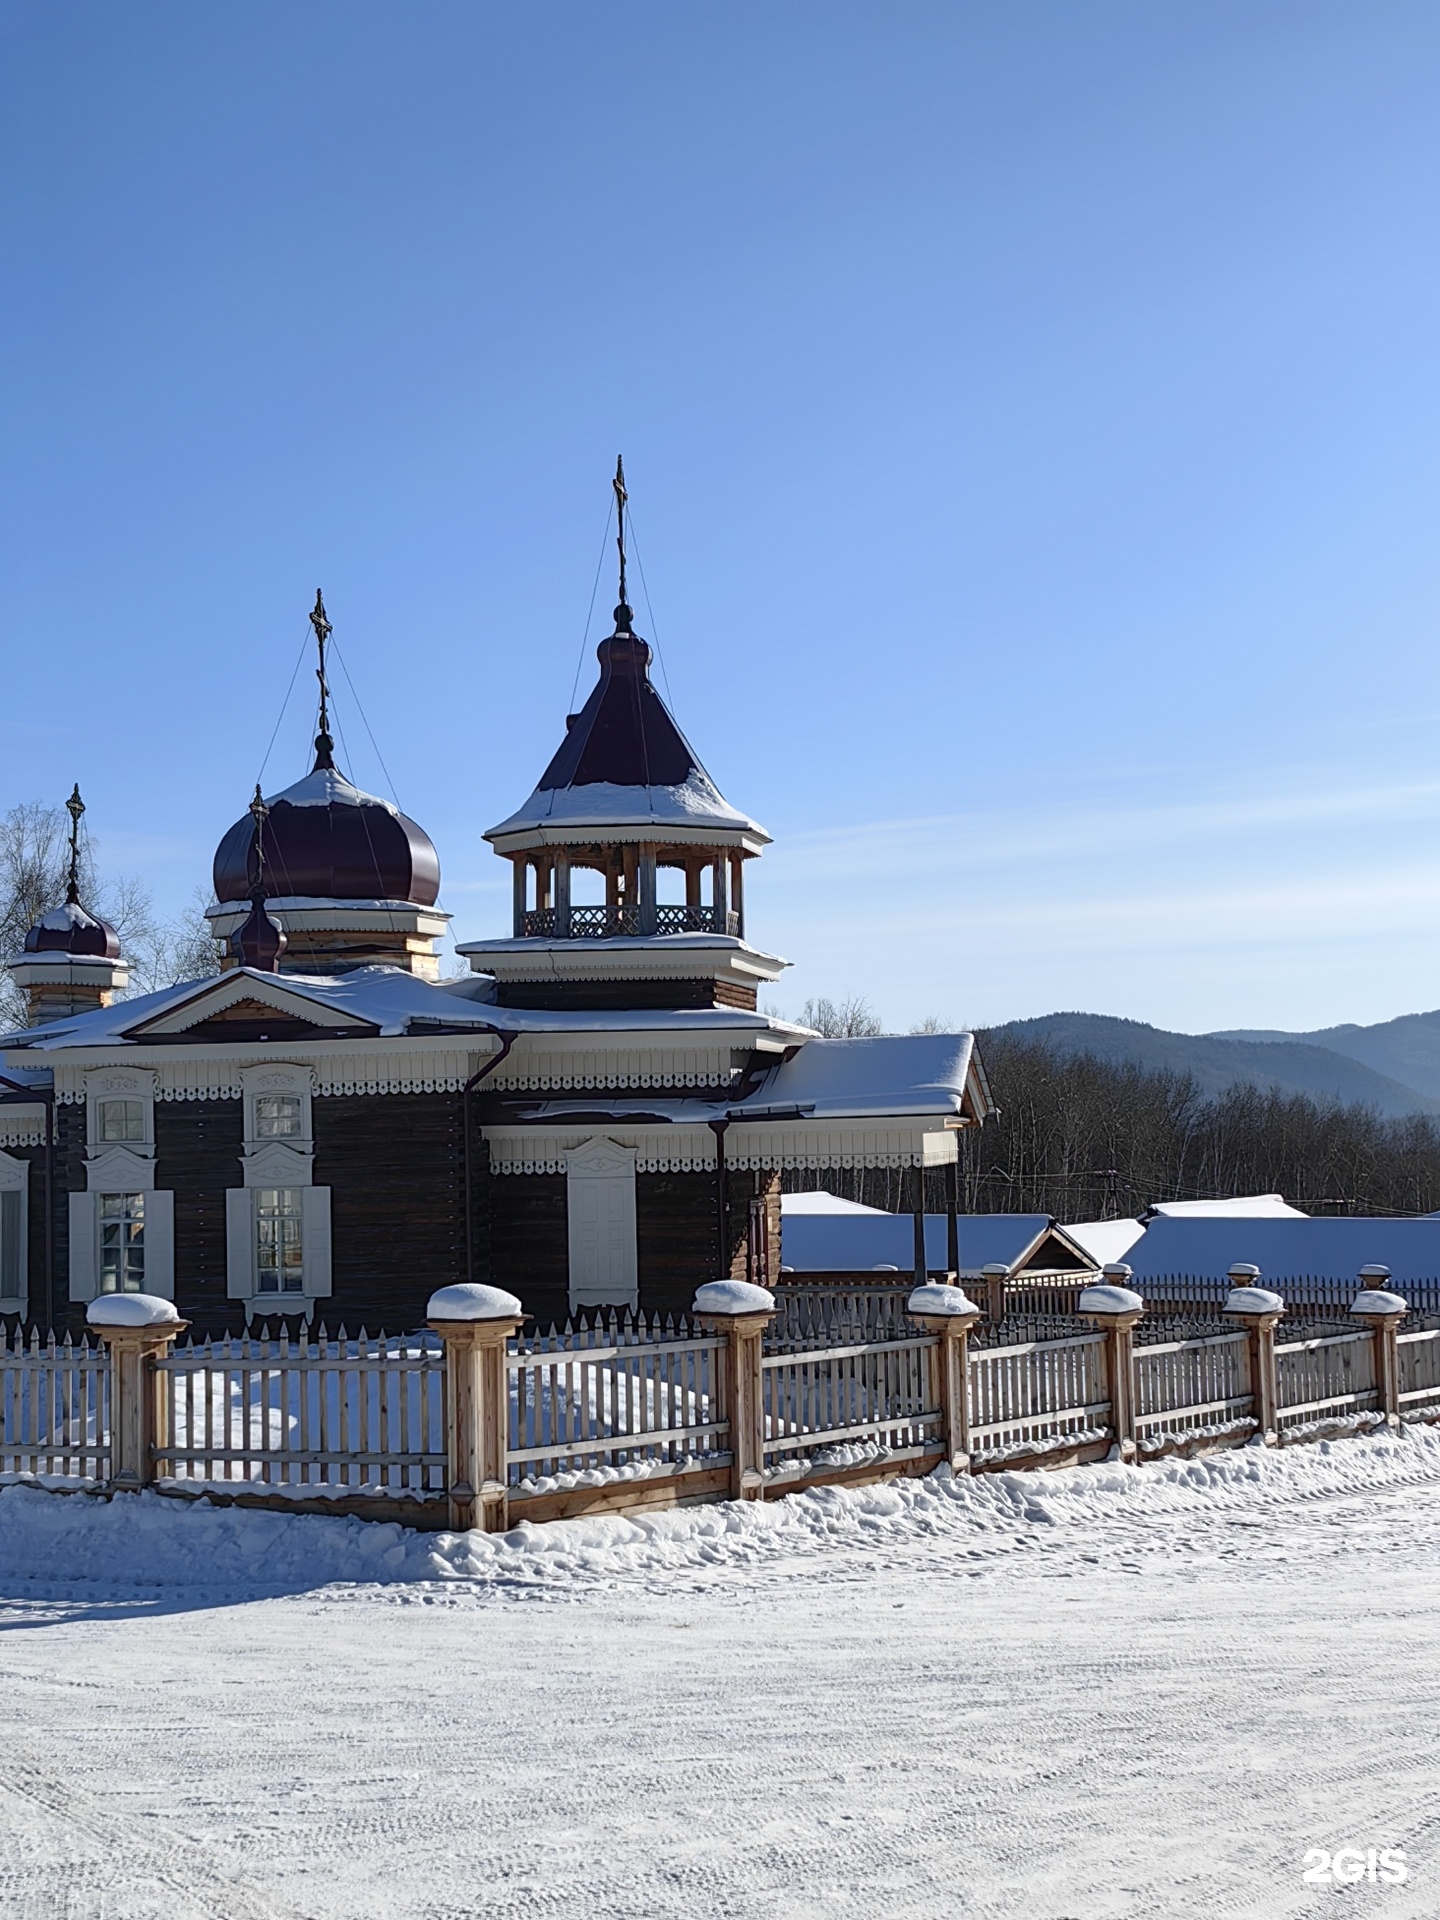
[987, 1012, 1440, 1119]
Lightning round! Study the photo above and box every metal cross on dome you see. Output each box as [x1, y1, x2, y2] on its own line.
[64, 783, 85, 904]
[613, 456, 629, 614]
[310, 588, 335, 768]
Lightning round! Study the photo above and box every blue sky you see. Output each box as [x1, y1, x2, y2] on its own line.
[3, 2, 1439, 1034]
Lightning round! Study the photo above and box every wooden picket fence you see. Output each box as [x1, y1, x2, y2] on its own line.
[3, 1289, 1435, 1527]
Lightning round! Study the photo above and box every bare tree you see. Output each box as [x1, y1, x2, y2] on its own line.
[798, 994, 884, 1038]
[0, 801, 220, 1027]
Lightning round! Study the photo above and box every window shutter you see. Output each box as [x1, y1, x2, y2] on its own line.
[68, 1191, 98, 1303]
[0, 1189, 21, 1301]
[301, 1187, 332, 1299]
[145, 1190, 175, 1300]
[225, 1189, 253, 1298]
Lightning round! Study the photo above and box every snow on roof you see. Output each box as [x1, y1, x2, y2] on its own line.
[262, 766, 403, 814]
[780, 1212, 1077, 1277]
[487, 772, 768, 842]
[759, 1033, 984, 1121]
[781, 1192, 889, 1217]
[1063, 1219, 1148, 1267]
[2, 965, 814, 1051]
[1146, 1194, 1307, 1220]
[1126, 1216, 1440, 1286]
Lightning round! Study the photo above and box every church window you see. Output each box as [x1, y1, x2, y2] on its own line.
[98, 1099, 145, 1143]
[255, 1094, 303, 1139]
[256, 1188, 305, 1293]
[99, 1192, 146, 1293]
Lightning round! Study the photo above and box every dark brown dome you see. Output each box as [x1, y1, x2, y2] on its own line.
[23, 897, 121, 959]
[212, 765, 441, 908]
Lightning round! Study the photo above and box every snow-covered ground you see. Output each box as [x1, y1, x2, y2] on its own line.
[4, 1432, 1440, 1919]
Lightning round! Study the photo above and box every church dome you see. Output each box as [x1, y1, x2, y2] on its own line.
[23, 896, 121, 960]
[212, 761, 441, 908]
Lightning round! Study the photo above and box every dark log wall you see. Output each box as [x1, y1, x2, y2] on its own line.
[488, 1172, 569, 1327]
[158, 1099, 244, 1338]
[312, 1092, 466, 1333]
[637, 1173, 719, 1318]
[55, 1103, 85, 1336]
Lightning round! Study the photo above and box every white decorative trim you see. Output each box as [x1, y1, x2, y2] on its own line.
[487, 1044, 750, 1093]
[225, 1184, 332, 1312]
[0, 1106, 45, 1148]
[0, 1149, 29, 1314]
[484, 1121, 958, 1175]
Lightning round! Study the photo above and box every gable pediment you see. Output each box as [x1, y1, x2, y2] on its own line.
[121, 974, 379, 1044]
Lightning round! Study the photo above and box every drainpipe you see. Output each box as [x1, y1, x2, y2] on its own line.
[0, 1072, 54, 1334]
[708, 1118, 730, 1279]
[461, 1027, 516, 1286]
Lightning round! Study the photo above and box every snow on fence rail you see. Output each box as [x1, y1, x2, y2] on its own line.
[1, 1328, 109, 1481]
[152, 1328, 446, 1497]
[1275, 1329, 1378, 1432]
[968, 1331, 1110, 1460]
[506, 1317, 729, 1498]
[761, 1333, 938, 1475]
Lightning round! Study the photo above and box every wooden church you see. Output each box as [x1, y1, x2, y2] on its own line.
[0, 482, 993, 1334]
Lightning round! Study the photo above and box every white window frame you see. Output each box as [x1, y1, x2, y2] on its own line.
[566, 1136, 639, 1313]
[84, 1068, 156, 1154]
[0, 1150, 29, 1317]
[68, 1189, 174, 1304]
[228, 1065, 328, 1314]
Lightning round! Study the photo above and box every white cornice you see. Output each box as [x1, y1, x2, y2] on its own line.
[484, 1119, 958, 1174]
[456, 935, 789, 987]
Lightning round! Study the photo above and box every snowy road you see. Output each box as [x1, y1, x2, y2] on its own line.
[4, 1432, 1440, 1919]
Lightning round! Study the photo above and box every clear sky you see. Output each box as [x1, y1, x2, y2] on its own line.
[3, 2, 1439, 1035]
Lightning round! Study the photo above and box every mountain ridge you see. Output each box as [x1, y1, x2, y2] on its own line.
[985, 1010, 1440, 1118]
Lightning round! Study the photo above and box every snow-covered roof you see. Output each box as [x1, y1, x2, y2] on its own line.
[1063, 1218, 1148, 1267]
[261, 767, 403, 815]
[779, 1212, 1094, 1278]
[485, 620, 769, 848]
[1145, 1194, 1307, 1220]
[488, 772, 767, 843]
[1, 965, 814, 1051]
[758, 1033, 990, 1121]
[781, 1192, 889, 1217]
[1126, 1216, 1440, 1286]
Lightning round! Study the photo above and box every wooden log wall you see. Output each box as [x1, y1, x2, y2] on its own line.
[157, 1099, 244, 1338]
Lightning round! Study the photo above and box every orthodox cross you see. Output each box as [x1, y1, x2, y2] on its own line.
[310, 589, 335, 767]
[64, 784, 84, 904]
[613, 456, 629, 613]
[248, 783, 271, 897]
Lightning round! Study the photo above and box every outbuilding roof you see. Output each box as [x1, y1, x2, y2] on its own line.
[1125, 1216, 1440, 1286]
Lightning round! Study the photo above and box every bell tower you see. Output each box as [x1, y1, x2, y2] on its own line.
[458, 461, 787, 1011]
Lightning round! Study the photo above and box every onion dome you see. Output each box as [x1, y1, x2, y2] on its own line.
[23, 785, 121, 958]
[212, 758, 440, 908]
[24, 896, 121, 960]
[229, 895, 287, 970]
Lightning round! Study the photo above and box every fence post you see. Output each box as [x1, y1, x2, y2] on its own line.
[1223, 1264, 1284, 1445]
[981, 1263, 1007, 1325]
[1080, 1264, 1144, 1462]
[694, 1280, 776, 1501]
[428, 1283, 527, 1533]
[907, 1282, 982, 1473]
[1350, 1265, 1408, 1431]
[86, 1295, 188, 1492]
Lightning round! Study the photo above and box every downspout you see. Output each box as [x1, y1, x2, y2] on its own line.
[708, 1118, 730, 1280]
[461, 1027, 516, 1287]
[0, 1072, 53, 1334]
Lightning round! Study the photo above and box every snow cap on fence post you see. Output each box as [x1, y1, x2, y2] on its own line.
[692, 1281, 775, 1504]
[1223, 1264, 1285, 1317]
[1221, 1266, 1283, 1447]
[87, 1294, 189, 1493]
[426, 1283, 523, 1321]
[1079, 1267, 1143, 1465]
[428, 1285, 527, 1536]
[1350, 1266, 1407, 1430]
[908, 1285, 981, 1476]
[86, 1293, 181, 1328]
